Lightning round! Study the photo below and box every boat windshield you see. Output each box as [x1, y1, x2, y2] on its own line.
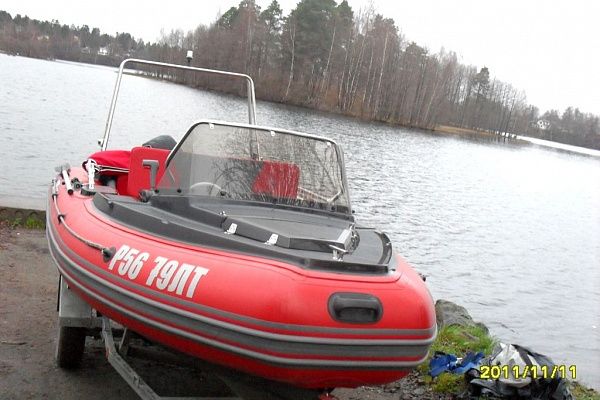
[157, 122, 351, 213]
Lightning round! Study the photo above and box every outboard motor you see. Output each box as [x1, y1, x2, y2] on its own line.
[143, 135, 177, 150]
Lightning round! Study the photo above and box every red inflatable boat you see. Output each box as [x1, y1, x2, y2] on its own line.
[47, 59, 436, 394]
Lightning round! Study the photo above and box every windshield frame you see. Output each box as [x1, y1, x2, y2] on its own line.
[162, 120, 353, 214]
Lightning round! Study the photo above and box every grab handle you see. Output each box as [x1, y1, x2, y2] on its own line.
[142, 159, 159, 191]
[328, 293, 383, 324]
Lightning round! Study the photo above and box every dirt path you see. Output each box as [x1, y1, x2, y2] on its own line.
[0, 225, 443, 400]
[0, 226, 145, 399]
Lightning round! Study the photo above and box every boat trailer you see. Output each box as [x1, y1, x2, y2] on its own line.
[56, 277, 337, 400]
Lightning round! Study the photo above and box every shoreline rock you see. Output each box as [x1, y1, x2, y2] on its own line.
[435, 299, 489, 334]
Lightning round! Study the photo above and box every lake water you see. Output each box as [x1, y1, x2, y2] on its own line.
[1, 54, 599, 389]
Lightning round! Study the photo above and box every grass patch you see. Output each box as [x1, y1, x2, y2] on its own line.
[435, 125, 485, 136]
[572, 381, 600, 400]
[23, 215, 45, 229]
[430, 372, 464, 393]
[432, 324, 495, 356]
[417, 325, 599, 399]
[7, 215, 45, 229]
[417, 324, 496, 394]
[10, 217, 22, 228]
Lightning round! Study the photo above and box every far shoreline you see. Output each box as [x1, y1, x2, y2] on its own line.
[5, 53, 596, 157]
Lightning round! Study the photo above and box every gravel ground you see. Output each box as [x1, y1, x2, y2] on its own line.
[334, 372, 454, 400]
[0, 224, 445, 400]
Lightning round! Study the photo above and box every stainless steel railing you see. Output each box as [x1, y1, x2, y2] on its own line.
[100, 58, 257, 150]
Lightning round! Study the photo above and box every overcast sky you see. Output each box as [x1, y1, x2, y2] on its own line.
[3, 0, 599, 115]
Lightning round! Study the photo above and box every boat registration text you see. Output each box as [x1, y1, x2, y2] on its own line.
[108, 244, 209, 299]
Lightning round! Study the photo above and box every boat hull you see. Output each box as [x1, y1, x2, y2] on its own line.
[47, 169, 436, 389]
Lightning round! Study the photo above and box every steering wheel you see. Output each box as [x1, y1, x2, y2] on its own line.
[189, 181, 228, 197]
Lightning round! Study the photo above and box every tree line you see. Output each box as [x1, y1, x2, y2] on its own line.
[1, 3, 598, 150]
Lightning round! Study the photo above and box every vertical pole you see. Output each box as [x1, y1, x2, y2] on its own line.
[102, 61, 126, 150]
[247, 78, 256, 125]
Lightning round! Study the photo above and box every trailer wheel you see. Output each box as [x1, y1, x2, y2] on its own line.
[56, 325, 86, 369]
